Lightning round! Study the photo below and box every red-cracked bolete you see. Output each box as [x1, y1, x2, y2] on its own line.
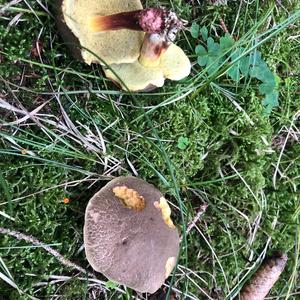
[58, 0, 191, 91]
[84, 176, 180, 293]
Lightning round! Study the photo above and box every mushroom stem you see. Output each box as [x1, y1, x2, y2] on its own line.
[89, 8, 166, 33]
[89, 8, 184, 67]
[89, 10, 143, 32]
[138, 33, 170, 67]
[139, 9, 184, 67]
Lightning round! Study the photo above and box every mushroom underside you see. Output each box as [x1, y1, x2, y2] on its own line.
[60, 0, 144, 65]
[104, 44, 191, 91]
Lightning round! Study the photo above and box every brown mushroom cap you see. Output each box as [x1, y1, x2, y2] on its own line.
[84, 176, 180, 293]
[60, 0, 144, 65]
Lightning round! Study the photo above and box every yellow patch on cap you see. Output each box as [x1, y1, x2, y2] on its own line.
[154, 197, 175, 229]
[165, 256, 177, 278]
[113, 185, 145, 211]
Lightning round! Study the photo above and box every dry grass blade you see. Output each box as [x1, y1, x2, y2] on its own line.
[273, 111, 300, 189]
[185, 203, 208, 236]
[0, 96, 123, 174]
[0, 210, 15, 221]
[0, 97, 50, 126]
[0, 0, 22, 12]
[0, 257, 38, 300]
[7, 12, 23, 28]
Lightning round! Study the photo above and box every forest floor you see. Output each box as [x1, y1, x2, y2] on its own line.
[0, 0, 299, 299]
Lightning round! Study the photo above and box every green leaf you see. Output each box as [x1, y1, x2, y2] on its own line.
[195, 45, 208, 66]
[220, 33, 235, 52]
[207, 41, 222, 75]
[195, 44, 207, 56]
[259, 81, 276, 94]
[206, 57, 221, 75]
[200, 26, 208, 41]
[197, 56, 208, 66]
[250, 65, 266, 81]
[199, 38, 222, 74]
[261, 67, 275, 82]
[239, 50, 264, 77]
[208, 42, 221, 56]
[227, 64, 240, 82]
[230, 48, 244, 61]
[207, 39, 221, 59]
[249, 50, 263, 66]
[249, 66, 260, 79]
[250, 63, 275, 82]
[196, 36, 231, 75]
[105, 280, 118, 289]
[177, 137, 189, 150]
[262, 91, 279, 114]
[239, 55, 251, 76]
[190, 22, 200, 38]
[207, 37, 215, 49]
[263, 91, 279, 106]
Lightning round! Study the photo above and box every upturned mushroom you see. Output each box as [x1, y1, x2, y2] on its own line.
[84, 176, 180, 293]
[58, 0, 191, 91]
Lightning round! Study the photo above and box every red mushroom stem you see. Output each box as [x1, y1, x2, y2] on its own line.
[89, 8, 184, 67]
[89, 8, 166, 33]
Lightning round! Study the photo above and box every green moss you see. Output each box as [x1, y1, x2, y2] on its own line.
[59, 278, 88, 300]
[129, 96, 211, 186]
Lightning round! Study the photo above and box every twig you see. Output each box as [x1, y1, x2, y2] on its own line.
[0, 227, 95, 278]
[186, 204, 208, 236]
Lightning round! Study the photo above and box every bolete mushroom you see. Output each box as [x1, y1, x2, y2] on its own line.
[84, 176, 180, 293]
[58, 0, 191, 91]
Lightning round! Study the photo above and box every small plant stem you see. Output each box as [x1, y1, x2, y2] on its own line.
[0, 227, 95, 278]
[185, 203, 208, 236]
[220, 18, 229, 33]
[0, 6, 48, 16]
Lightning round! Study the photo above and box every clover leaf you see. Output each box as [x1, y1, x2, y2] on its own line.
[259, 81, 276, 94]
[190, 22, 200, 38]
[239, 54, 251, 76]
[227, 48, 246, 81]
[227, 64, 240, 81]
[195, 45, 208, 66]
[193, 23, 279, 113]
[200, 26, 208, 41]
[206, 38, 223, 75]
[177, 137, 189, 150]
[106, 280, 118, 289]
[250, 63, 273, 82]
[220, 33, 235, 52]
